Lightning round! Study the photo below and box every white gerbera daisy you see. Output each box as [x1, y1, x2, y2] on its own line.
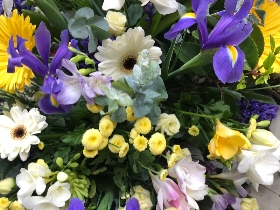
[0, 106, 47, 161]
[95, 27, 162, 80]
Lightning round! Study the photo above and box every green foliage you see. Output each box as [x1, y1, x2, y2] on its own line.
[61, 124, 85, 146]
[239, 36, 259, 69]
[68, 7, 111, 53]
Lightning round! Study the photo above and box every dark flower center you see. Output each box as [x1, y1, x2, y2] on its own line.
[120, 54, 138, 74]
[10, 124, 27, 140]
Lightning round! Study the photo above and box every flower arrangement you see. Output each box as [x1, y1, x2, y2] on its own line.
[0, 0, 280, 209]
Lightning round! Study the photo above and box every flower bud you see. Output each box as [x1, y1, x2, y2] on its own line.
[56, 157, 64, 168]
[256, 120, 270, 127]
[241, 198, 259, 210]
[85, 57, 95, 65]
[105, 11, 127, 36]
[69, 162, 79, 168]
[0, 178, 15, 194]
[57, 172, 69, 182]
[73, 153, 81, 161]
[70, 55, 86, 63]
[250, 129, 278, 146]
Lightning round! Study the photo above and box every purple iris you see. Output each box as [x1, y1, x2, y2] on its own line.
[7, 21, 78, 114]
[164, 0, 254, 84]
[67, 198, 84, 210]
[126, 198, 140, 210]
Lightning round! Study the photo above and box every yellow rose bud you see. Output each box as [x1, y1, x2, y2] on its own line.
[105, 11, 127, 36]
[0, 178, 15, 195]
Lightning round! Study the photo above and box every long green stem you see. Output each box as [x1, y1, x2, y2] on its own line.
[246, 84, 280, 90]
[137, 161, 158, 174]
[165, 106, 218, 119]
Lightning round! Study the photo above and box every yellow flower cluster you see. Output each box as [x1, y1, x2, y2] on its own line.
[108, 134, 129, 158]
[0, 198, 24, 210]
[82, 115, 117, 158]
[86, 103, 104, 113]
[188, 125, 200, 136]
[126, 106, 138, 122]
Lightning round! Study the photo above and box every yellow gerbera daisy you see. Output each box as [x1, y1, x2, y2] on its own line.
[0, 10, 36, 93]
[252, 0, 280, 72]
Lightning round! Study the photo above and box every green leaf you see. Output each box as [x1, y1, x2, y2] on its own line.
[161, 38, 176, 81]
[108, 99, 119, 114]
[110, 106, 126, 123]
[133, 97, 153, 118]
[95, 96, 108, 106]
[112, 78, 134, 97]
[150, 12, 162, 36]
[97, 191, 114, 210]
[240, 92, 277, 104]
[68, 17, 89, 39]
[263, 52, 275, 70]
[239, 36, 259, 69]
[61, 124, 85, 146]
[113, 167, 128, 188]
[174, 42, 201, 63]
[255, 0, 265, 7]
[152, 11, 179, 37]
[255, 9, 266, 25]
[168, 48, 217, 79]
[33, 0, 67, 31]
[250, 24, 264, 57]
[89, 16, 111, 39]
[74, 7, 94, 19]
[127, 4, 143, 26]
[270, 35, 275, 53]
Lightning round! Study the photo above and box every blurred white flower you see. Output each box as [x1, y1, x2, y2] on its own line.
[95, 27, 162, 80]
[0, 106, 47, 161]
[155, 113, 180, 136]
[237, 150, 280, 191]
[102, 0, 178, 15]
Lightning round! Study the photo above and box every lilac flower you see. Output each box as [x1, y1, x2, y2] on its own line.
[7, 21, 78, 114]
[164, 0, 254, 84]
[238, 99, 279, 123]
[210, 193, 236, 210]
[126, 198, 140, 210]
[67, 198, 84, 210]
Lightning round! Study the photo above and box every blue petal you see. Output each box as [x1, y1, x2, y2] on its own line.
[164, 13, 196, 40]
[197, 19, 208, 47]
[7, 36, 23, 73]
[49, 30, 72, 74]
[67, 198, 84, 210]
[126, 198, 140, 210]
[35, 22, 51, 66]
[224, 0, 238, 16]
[195, 0, 216, 22]
[213, 46, 244, 83]
[39, 94, 72, 114]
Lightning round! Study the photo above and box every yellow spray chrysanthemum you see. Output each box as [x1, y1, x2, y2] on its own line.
[119, 142, 129, 158]
[83, 148, 98, 158]
[158, 169, 168, 181]
[148, 132, 166, 155]
[108, 134, 125, 153]
[172, 144, 181, 154]
[126, 106, 138, 122]
[134, 117, 152, 134]
[99, 117, 115, 137]
[0, 10, 36, 93]
[0, 197, 9, 208]
[9, 201, 24, 210]
[82, 129, 103, 150]
[101, 115, 117, 128]
[133, 135, 148, 152]
[87, 103, 104, 113]
[98, 136, 109, 150]
[251, 0, 280, 72]
[188, 125, 200, 136]
[167, 153, 178, 168]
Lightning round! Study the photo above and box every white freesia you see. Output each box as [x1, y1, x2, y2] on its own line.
[250, 129, 279, 146]
[21, 181, 71, 209]
[57, 172, 69, 182]
[102, 0, 178, 15]
[237, 150, 280, 191]
[16, 160, 52, 203]
[155, 113, 180, 136]
[0, 106, 47, 161]
[105, 11, 127, 36]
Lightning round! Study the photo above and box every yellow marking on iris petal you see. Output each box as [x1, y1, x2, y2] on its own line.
[182, 12, 196, 19]
[50, 94, 59, 107]
[226, 45, 238, 67]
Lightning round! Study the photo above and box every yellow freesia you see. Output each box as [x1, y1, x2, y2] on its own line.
[208, 119, 251, 160]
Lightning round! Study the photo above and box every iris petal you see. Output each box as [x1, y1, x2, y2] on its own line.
[35, 22, 51, 66]
[164, 13, 197, 40]
[213, 45, 244, 83]
[39, 94, 72, 114]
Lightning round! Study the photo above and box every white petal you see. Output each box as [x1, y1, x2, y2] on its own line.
[102, 0, 125, 10]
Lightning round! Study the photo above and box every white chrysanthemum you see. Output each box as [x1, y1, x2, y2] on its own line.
[0, 106, 48, 161]
[95, 27, 162, 80]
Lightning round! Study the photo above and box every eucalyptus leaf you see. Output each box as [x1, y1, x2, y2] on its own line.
[127, 4, 143, 26]
[110, 107, 126, 123]
[69, 17, 89, 39]
[74, 7, 94, 19]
